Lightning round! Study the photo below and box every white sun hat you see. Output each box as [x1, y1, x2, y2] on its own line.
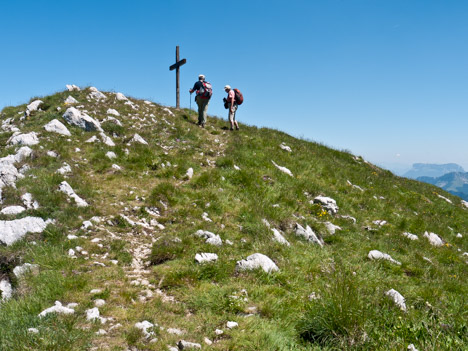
[224, 85, 231, 90]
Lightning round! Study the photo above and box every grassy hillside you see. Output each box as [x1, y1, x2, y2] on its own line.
[0, 87, 467, 350]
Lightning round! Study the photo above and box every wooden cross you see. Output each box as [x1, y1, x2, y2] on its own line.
[169, 46, 187, 109]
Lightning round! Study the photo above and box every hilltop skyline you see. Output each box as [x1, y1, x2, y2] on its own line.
[1, 0, 467, 170]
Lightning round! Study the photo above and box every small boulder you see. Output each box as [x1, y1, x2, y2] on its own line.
[236, 253, 279, 273]
[195, 253, 218, 263]
[39, 301, 75, 317]
[64, 96, 78, 104]
[368, 250, 401, 265]
[59, 181, 88, 207]
[313, 196, 339, 215]
[271, 160, 293, 177]
[1, 206, 26, 215]
[0, 217, 48, 246]
[271, 228, 290, 246]
[44, 119, 72, 136]
[130, 133, 148, 145]
[107, 108, 120, 116]
[66, 84, 80, 91]
[195, 230, 222, 246]
[0, 279, 12, 301]
[423, 232, 444, 247]
[294, 223, 324, 247]
[403, 232, 418, 240]
[385, 289, 406, 311]
[177, 340, 201, 349]
[8, 132, 39, 146]
[62, 107, 103, 132]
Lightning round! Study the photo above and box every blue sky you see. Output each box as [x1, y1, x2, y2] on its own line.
[1, 0, 467, 172]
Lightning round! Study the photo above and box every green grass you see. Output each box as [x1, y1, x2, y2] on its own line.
[1, 88, 467, 350]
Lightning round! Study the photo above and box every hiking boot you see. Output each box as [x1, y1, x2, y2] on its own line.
[235, 126, 240, 131]
[201, 123, 205, 128]
[230, 127, 234, 131]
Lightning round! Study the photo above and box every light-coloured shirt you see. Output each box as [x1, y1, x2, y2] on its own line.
[228, 89, 235, 103]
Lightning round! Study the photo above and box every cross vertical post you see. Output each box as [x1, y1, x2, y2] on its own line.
[169, 46, 187, 109]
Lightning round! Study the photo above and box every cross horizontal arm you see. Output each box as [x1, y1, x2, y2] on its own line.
[169, 58, 187, 71]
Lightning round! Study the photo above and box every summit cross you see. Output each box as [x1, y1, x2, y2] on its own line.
[169, 46, 187, 109]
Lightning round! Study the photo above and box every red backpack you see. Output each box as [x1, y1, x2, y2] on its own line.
[199, 81, 213, 99]
[234, 88, 243, 105]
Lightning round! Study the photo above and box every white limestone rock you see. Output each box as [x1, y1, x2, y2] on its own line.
[8, 132, 39, 146]
[456, 233, 463, 238]
[13, 263, 39, 278]
[59, 181, 88, 207]
[57, 163, 72, 175]
[437, 194, 452, 204]
[28, 328, 39, 334]
[163, 107, 175, 116]
[62, 107, 103, 132]
[195, 253, 218, 263]
[313, 196, 339, 215]
[167, 328, 184, 335]
[130, 133, 148, 145]
[135, 320, 155, 338]
[373, 220, 387, 226]
[385, 289, 407, 311]
[236, 253, 279, 273]
[115, 92, 128, 101]
[99, 132, 115, 147]
[81, 220, 92, 230]
[324, 222, 341, 234]
[195, 230, 222, 246]
[94, 299, 106, 307]
[226, 321, 238, 329]
[0, 164, 21, 189]
[103, 116, 122, 126]
[47, 151, 58, 158]
[368, 250, 401, 265]
[44, 119, 71, 136]
[185, 168, 194, 179]
[86, 307, 101, 321]
[112, 164, 121, 171]
[66, 84, 80, 91]
[271, 228, 290, 246]
[0, 279, 12, 301]
[88, 87, 107, 100]
[407, 344, 419, 351]
[21, 193, 39, 210]
[106, 151, 117, 159]
[0, 217, 48, 246]
[64, 96, 78, 104]
[279, 142, 292, 152]
[177, 340, 201, 349]
[39, 301, 75, 317]
[271, 160, 293, 177]
[403, 232, 418, 241]
[26, 100, 43, 116]
[423, 232, 444, 247]
[85, 135, 99, 143]
[462, 200, 468, 209]
[1, 206, 26, 215]
[107, 108, 120, 116]
[294, 223, 324, 247]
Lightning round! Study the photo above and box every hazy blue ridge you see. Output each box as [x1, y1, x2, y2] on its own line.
[404, 163, 465, 179]
[417, 172, 468, 201]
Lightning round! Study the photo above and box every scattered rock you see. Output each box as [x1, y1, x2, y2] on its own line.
[195, 230, 222, 246]
[195, 253, 218, 263]
[294, 223, 324, 247]
[13, 263, 39, 278]
[0, 279, 12, 301]
[135, 320, 155, 338]
[456, 233, 463, 238]
[28, 328, 39, 334]
[44, 119, 72, 136]
[368, 250, 401, 265]
[437, 194, 452, 204]
[64, 96, 78, 104]
[8, 132, 39, 146]
[112, 164, 121, 171]
[47, 151, 58, 158]
[106, 151, 117, 159]
[167, 328, 184, 335]
[21, 193, 39, 210]
[85, 135, 99, 143]
[57, 163, 72, 175]
[88, 87, 107, 100]
[373, 220, 387, 226]
[163, 108, 175, 116]
[107, 108, 120, 116]
[99, 132, 115, 147]
[226, 321, 238, 329]
[39, 301, 75, 317]
[236, 253, 279, 273]
[313, 196, 339, 215]
[0, 217, 49, 246]
[271, 228, 290, 246]
[115, 92, 128, 101]
[324, 222, 341, 234]
[423, 232, 444, 247]
[279, 142, 292, 152]
[185, 168, 194, 180]
[26, 100, 43, 116]
[271, 160, 293, 177]
[62, 107, 103, 132]
[1, 206, 26, 215]
[385, 289, 406, 311]
[403, 232, 418, 240]
[59, 181, 88, 207]
[66, 84, 80, 91]
[130, 133, 148, 145]
[462, 200, 468, 209]
[86, 307, 100, 321]
[177, 340, 201, 349]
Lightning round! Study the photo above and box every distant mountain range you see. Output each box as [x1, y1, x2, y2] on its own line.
[403, 163, 465, 179]
[418, 172, 468, 201]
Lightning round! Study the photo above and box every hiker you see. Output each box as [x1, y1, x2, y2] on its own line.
[189, 74, 212, 128]
[224, 85, 239, 130]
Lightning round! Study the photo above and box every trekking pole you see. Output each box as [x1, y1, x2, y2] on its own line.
[189, 92, 192, 113]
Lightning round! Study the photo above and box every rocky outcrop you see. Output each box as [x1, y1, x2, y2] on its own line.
[236, 253, 279, 273]
[62, 107, 103, 132]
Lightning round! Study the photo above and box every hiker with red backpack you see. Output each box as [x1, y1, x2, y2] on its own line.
[223, 85, 243, 130]
[189, 74, 212, 128]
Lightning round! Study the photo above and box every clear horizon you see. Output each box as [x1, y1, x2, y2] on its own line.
[1, 0, 467, 170]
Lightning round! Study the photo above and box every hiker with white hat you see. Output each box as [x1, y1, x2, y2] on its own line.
[224, 85, 239, 130]
[189, 74, 212, 128]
